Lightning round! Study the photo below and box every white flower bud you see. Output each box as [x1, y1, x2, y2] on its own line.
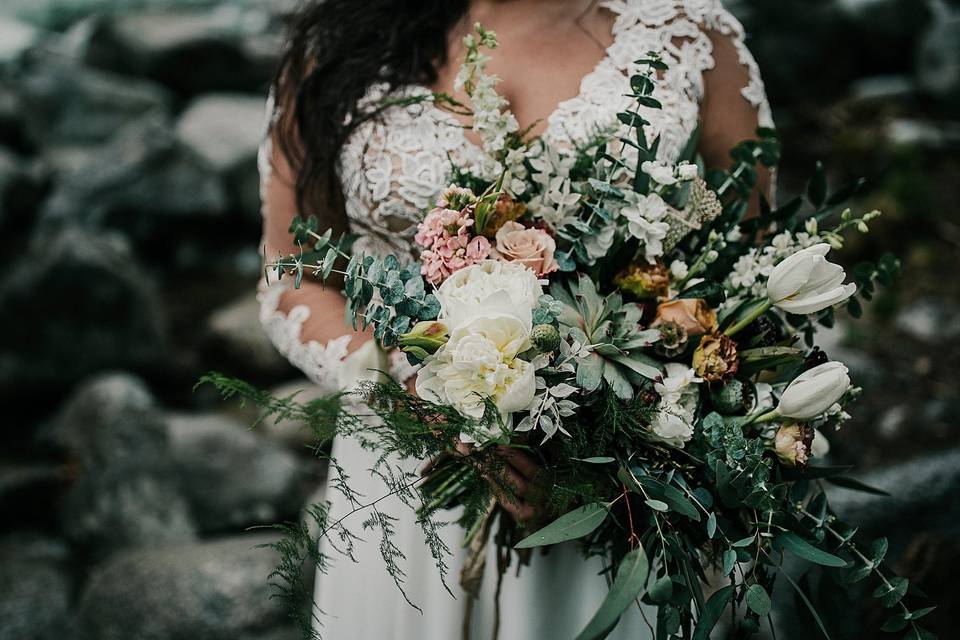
[776, 362, 851, 420]
[677, 162, 698, 181]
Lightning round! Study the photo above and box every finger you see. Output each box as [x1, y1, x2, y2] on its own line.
[453, 440, 473, 458]
[496, 446, 540, 480]
[484, 464, 530, 500]
[514, 504, 539, 527]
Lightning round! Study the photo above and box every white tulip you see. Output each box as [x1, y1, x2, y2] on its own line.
[767, 243, 857, 315]
[776, 362, 851, 420]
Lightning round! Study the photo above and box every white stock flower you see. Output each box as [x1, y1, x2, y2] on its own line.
[767, 243, 857, 315]
[620, 192, 671, 262]
[436, 260, 543, 331]
[415, 313, 536, 440]
[651, 363, 702, 447]
[677, 162, 699, 181]
[776, 362, 851, 420]
[641, 160, 678, 186]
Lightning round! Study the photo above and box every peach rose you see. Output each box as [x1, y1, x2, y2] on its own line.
[650, 299, 717, 336]
[493, 221, 558, 275]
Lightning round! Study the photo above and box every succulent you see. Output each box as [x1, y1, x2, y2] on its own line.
[653, 320, 689, 358]
[552, 274, 662, 400]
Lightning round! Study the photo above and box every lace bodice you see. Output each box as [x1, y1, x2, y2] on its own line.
[259, 0, 772, 392]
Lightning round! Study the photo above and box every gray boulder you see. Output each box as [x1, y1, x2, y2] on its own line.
[827, 448, 960, 546]
[75, 533, 297, 640]
[166, 412, 306, 531]
[16, 57, 171, 147]
[205, 291, 293, 379]
[176, 93, 267, 222]
[259, 379, 330, 451]
[0, 534, 73, 640]
[0, 229, 166, 391]
[48, 373, 197, 553]
[0, 145, 47, 232]
[82, 8, 280, 96]
[0, 16, 41, 66]
[38, 113, 228, 245]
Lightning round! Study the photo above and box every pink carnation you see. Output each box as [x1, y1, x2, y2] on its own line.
[415, 203, 491, 284]
[420, 234, 491, 285]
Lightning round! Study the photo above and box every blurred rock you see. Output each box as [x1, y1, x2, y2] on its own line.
[916, 0, 960, 103]
[17, 57, 171, 147]
[75, 533, 296, 640]
[886, 118, 960, 149]
[0, 145, 47, 232]
[205, 291, 292, 378]
[49, 373, 197, 553]
[849, 75, 915, 103]
[176, 93, 266, 221]
[0, 534, 72, 640]
[83, 8, 278, 96]
[0, 463, 65, 530]
[0, 230, 166, 391]
[0, 85, 32, 152]
[166, 412, 305, 531]
[260, 379, 328, 450]
[0, 16, 41, 65]
[39, 113, 228, 245]
[894, 297, 960, 341]
[827, 448, 960, 546]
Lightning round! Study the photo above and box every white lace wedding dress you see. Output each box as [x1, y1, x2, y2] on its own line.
[258, 1, 772, 638]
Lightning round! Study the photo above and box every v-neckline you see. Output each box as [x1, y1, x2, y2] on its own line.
[420, 0, 625, 153]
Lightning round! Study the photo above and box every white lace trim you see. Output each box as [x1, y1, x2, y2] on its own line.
[257, 279, 354, 392]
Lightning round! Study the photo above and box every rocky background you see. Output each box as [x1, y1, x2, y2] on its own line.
[0, 1, 957, 639]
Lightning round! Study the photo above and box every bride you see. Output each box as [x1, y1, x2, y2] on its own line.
[258, 0, 772, 637]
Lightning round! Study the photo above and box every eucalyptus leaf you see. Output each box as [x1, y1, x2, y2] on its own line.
[721, 549, 737, 576]
[776, 532, 846, 568]
[515, 503, 609, 549]
[745, 584, 772, 616]
[575, 457, 616, 464]
[692, 585, 733, 640]
[648, 575, 673, 605]
[575, 546, 649, 640]
[645, 499, 669, 512]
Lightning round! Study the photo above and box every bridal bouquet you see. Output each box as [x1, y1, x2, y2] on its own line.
[205, 26, 935, 640]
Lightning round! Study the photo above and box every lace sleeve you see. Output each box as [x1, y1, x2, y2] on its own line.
[699, 3, 774, 129]
[256, 95, 416, 392]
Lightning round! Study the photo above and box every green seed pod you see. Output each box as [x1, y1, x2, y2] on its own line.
[709, 379, 754, 415]
[530, 324, 561, 353]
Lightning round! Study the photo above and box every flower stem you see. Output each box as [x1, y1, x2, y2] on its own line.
[724, 299, 772, 337]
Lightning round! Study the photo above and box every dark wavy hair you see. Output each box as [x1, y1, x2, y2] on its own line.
[271, 0, 470, 225]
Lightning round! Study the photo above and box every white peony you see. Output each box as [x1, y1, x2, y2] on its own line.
[415, 313, 536, 441]
[436, 260, 543, 330]
[651, 363, 702, 447]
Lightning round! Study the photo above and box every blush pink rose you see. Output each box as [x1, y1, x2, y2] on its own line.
[493, 221, 558, 276]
